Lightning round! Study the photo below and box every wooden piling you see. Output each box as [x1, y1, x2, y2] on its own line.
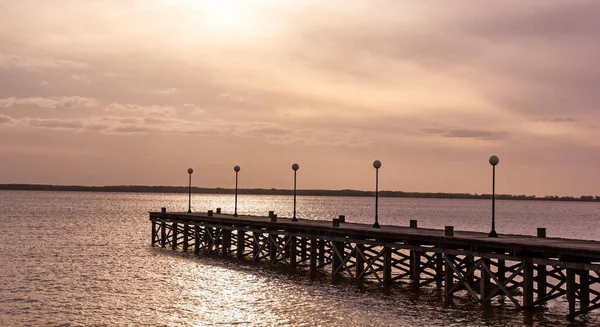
[383, 246, 392, 290]
[300, 237, 307, 261]
[253, 232, 261, 262]
[411, 249, 421, 289]
[222, 229, 231, 254]
[480, 258, 491, 302]
[331, 240, 344, 280]
[567, 268, 576, 318]
[152, 221, 157, 245]
[269, 233, 277, 263]
[445, 254, 455, 297]
[435, 253, 444, 288]
[194, 225, 200, 254]
[356, 243, 365, 283]
[580, 270, 590, 311]
[289, 236, 297, 267]
[160, 221, 166, 248]
[236, 229, 245, 259]
[523, 261, 535, 309]
[318, 239, 325, 265]
[171, 222, 178, 250]
[182, 223, 189, 252]
[497, 259, 506, 284]
[310, 238, 317, 272]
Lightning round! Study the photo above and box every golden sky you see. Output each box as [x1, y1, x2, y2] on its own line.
[0, 0, 598, 196]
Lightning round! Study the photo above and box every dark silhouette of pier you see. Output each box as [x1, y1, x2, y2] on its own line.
[150, 209, 600, 320]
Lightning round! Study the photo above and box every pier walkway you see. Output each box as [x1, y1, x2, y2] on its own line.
[150, 209, 600, 320]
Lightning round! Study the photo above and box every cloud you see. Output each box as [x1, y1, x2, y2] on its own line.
[239, 123, 290, 136]
[0, 115, 13, 124]
[0, 96, 97, 109]
[0, 54, 88, 72]
[105, 103, 176, 117]
[24, 117, 85, 129]
[422, 128, 509, 141]
[184, 103, 206, 115]
[0, 97, 16, 108]
[220, 93, 245, 103]
[532, 118, 577, 123]
[153, 87, 179, 95]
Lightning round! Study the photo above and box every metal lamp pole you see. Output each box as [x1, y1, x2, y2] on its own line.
[292, 163, 299, 222]
[234, 165, 240, 217]
[373, 160, 381, 228]
[187, 168, 194, 213]
[488, 155, 499, 237]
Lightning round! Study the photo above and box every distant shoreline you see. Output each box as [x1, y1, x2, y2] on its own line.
[1, 184, 598, 202]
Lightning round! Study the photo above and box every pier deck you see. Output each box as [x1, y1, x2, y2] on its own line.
[150, 210, 600, 320]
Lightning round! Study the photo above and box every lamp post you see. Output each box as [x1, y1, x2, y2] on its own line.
[292, 163, 299, 222]
[488, 155, 499, 237]
[233, 165, 240, 217]
[187, 168, 194, 213]
[373, 160, 381, 228]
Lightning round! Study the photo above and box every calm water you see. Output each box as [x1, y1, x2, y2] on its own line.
[1, 190, 599, 327]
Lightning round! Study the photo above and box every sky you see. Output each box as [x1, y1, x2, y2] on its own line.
[0, 0, 599, 197]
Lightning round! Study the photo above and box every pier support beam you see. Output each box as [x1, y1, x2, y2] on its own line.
[480, 258, 492, 302]
[580, 270, 590, 312]
[356, 244, 365, 283]
[182, 223, 189, 252]
[444, 254, 455, 297]
[567, 268, 577, 318]
[537, 263, 547, 302]
[383, 246, 392, 290]
[194, 225, 200, 254]
[318, 240, 325, 266]
[253, 232, 261, 262]
[300, 237, 307, 262]
[160, 221, 166, 248]
[222, 229, 232, 255]
[269, 233, 277, 263]
[171, 222, 178, 250]
[411, 249, 421, 289]
[236, 229, 245, 259]
[435, 253, 444, 288]
[523, 262, 535, 309]
[289, 236, 297, 267]
[310, 238, 317, 273]
[152, 221, 157, 245]
[331, 240, 344, 281]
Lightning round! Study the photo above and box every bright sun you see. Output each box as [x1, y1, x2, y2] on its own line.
[164, 0, 253, 30]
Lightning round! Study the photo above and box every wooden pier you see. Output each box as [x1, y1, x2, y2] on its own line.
[149, 209, 600, 320]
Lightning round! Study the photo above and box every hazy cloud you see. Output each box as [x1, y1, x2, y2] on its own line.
[422, 128, 509, 141]
[184, 103, 206, 115]
[0, 54, 88, 71]
[24, 117, 85, 129]
[0, 114, 13, 124]
[104, 103, 176, 117]
[533, 118, 577, 123]
[0, 96, 97, 109]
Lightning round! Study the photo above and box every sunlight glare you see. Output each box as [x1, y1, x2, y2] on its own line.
[165, 0, 255, 31]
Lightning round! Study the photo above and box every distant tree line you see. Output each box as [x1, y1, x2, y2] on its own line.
[1, 184, 598, 202]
